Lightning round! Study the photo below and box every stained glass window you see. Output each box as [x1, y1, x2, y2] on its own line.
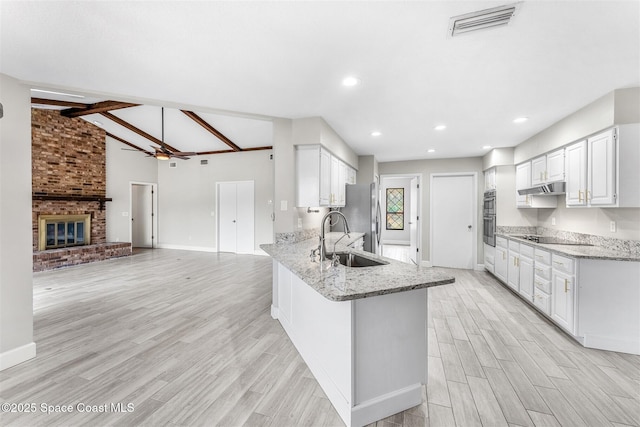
[386, 188, 404, 230]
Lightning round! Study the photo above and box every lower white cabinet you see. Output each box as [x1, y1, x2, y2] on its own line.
[551, 254, 576, 334]
[494, 237, 508, 283]
[518, 245, 534, 302]
[533, 248, 552, 315]
[484, 243, 495, 273]
[507, 240, 520, 291]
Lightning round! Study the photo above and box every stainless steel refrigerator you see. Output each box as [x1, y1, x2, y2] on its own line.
[334, 183, 381, 254]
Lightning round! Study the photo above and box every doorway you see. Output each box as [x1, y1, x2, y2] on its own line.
[430, 173, 477, 269]
[379, 174, 421, 265]
[130, 182, 157, 248]
[217, 181, 255, 254]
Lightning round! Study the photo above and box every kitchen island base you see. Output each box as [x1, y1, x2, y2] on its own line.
[271, 260, 428, 427]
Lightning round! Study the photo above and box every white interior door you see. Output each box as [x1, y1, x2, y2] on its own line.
[131, 184, 153, 248]
[431, 174, 475, 269]
[218, 181, 254, 254]
[409, 177, 418, 265]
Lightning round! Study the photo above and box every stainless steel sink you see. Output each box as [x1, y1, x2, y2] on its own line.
[329, 252, 388, 267]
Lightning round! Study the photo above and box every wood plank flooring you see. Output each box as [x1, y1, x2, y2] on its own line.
[1, 249, 638, 426]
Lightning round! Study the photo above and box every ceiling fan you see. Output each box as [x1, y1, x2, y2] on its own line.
[122, 107, 196, 160]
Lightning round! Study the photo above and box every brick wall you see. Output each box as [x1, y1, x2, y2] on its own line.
[32, 109, 106, 195]
[31, 109, 130, 270]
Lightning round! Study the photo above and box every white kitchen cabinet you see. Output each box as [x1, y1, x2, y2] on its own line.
[507, 240, 520, 291]
[296, 145, 350, 208]
[330, 156, 347, 207]
[551, 254, 576, 334]
[494, 237, 508, 283]
[347, 166, 357, 185]
[531, 149, 565, 185]
[515, 162, 531, 207]
[484, 243, 495, 274]
[518, 244, 534, 302]
[546, 148, 565, 182]
[531, 156, 546, 186]
[533, 248, 552, 317]
[588, 128, 616, 206]
[565, 140, 587, 206]
[484, 167, 496, 191]
[296, 145, 331, 207]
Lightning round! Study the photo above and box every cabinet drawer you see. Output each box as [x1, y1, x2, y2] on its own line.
[534, 276, 551, 294]
[534, 248, 551, 265]
[509, 240, 520, 251]
[533, 290, 550, 315]
[496, 237, 508, 249]
[534, 264, 551, 280]
[552, 254, 575, 274]
[519, 243, 534, 258]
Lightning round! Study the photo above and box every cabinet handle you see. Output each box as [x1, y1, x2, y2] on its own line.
[587, 190, 591, 201]
[535, 268, 543, 273]
[503, 252, 506, 260]
[553, 261, 565, 267]
[544, 171, 548, 181]
[535, 255, 544, 260]
[564, 278, 569, 293]
[517, 257, 520, 267]
[578, 190, 583, 202]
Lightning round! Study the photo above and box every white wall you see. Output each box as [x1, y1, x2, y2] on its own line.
[379, 157, 484, 265]
[105, 136, 158, 243]
[357, 155, 378, 184]
[156, 150, 274, 252]
[380, 177, 411, 244]
[0, 73, 35, 370]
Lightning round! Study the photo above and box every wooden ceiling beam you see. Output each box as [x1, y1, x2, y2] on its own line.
[181, 110, 242, 152]
[241, 146, 273, 152]
[100, 111, 181, 153]
[62, 101, 139, 118]
[106, 132, 154, 156]
[31, 97, 88, 109]
[196, 150, 236, 155]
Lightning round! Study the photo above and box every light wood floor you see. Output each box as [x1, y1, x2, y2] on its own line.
[1, 249, 639, 426]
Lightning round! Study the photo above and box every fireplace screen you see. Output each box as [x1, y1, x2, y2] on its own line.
[39, 214, 91, 250]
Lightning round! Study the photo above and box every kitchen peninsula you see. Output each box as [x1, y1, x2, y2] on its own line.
[261, 237, 455, 427]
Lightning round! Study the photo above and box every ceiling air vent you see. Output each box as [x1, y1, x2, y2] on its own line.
[448, 2, 521, 37]
[200, 159, 208, 165]
[169, 162, 177, 168]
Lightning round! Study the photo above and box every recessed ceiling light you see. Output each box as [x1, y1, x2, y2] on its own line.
[427, 149, 436, 153]
[342, 76, 361, 87]
[513, 117, 528, 123]
[434, 125, 447, 131]
[482, 145, 492, 149]
[31, 88, 85, 99]
[93, 120, 103, 127]
[371, 131, 382, 137]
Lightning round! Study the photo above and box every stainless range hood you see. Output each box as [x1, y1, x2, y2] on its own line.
[517, 181, 566, 196]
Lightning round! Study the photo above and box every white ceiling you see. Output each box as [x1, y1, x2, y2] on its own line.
[2, 1, 639, 162]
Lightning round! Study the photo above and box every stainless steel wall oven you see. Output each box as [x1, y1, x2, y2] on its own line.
[483, 190, 496, 247]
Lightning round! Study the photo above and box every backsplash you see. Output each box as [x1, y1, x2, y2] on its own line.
[497, 225, 640, 256]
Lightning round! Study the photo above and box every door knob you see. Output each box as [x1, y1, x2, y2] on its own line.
[468, 225, 472, 230]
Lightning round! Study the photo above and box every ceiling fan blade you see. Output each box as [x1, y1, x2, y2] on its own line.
[173, 155, 191, 160]
[172, 151, 197, 156]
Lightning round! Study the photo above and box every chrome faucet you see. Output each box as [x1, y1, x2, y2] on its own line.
[319, 210, 351, 264]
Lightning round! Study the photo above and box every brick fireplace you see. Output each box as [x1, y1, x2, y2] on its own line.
[31, 108, 131, 271]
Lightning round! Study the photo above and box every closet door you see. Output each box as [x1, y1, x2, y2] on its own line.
[218, 181, 254, 254]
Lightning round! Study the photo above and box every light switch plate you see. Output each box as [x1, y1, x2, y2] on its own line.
[280, 200, 288, 211]
[610, 221, 616, 232]
[551, 217, 556, 226]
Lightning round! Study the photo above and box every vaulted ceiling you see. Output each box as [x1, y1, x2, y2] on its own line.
[2, 1, 639, 162]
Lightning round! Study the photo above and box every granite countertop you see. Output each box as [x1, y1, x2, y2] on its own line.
[261, 237, 455, 302]
[497, 233, 640, 262]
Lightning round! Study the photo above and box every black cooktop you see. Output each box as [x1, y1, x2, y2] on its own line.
[512, 235, 592, 246]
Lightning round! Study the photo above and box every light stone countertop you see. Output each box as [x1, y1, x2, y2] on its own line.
[260, 237, 455, 302]
[497, 233, 640, 262]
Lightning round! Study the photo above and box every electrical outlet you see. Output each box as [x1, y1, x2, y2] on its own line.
[610, 221, 616, 232]
[551, 217, 556, 226]
[297, 218, 302, 228]
[280, 200, 288, 211]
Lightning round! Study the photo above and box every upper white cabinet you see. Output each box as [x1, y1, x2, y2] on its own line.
[531, 149, 565, 185]
[484, 167, 496, 191]
[515, 162, 531, 207]
[296, 145, 354, 208]
[546, 148, 566, 182]
[565, 125, 640, 208]
[566, 128, 616, 207]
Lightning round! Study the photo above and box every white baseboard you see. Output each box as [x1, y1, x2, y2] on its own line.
[156, 244, 217, 252]
[382, 240, 410, 245]
[475, 263, 485, 271]
[270, 305, 279, 320]
[351, 384, 423, 427]
[0, 342, 36, 371]
[420, 260, 432, 267]
[583, 334, 640, 356]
